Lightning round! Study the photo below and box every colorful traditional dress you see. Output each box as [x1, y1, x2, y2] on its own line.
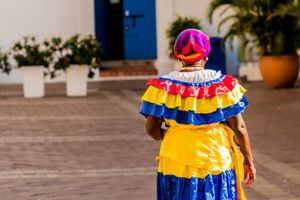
[139, 69, 248, 200]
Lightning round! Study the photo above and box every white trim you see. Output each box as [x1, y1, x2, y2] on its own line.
[162, 69, 222, 83]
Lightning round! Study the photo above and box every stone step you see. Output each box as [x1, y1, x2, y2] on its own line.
[99, 61, 157, 77]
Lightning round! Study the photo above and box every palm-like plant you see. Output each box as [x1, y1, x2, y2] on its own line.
[208, 0, 300, 60]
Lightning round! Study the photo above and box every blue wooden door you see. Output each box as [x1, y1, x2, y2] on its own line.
[122, 0, 157, 60]
[206, 37, 227, 74]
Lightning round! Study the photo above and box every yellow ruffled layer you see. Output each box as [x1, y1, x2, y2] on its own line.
[141, 84, 246, 114]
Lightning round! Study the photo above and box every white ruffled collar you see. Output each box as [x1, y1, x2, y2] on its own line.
[161, 69, 222, 83]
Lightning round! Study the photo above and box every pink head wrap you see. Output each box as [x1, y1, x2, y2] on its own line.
[174, 29, 211, 63]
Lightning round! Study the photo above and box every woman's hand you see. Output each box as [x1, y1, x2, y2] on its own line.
[244, 163, 256, 186]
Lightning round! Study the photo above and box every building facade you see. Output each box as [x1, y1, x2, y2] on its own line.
[0, 0, 240, 83]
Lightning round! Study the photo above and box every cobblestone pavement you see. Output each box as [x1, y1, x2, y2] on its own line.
[0, 80, 299, 200]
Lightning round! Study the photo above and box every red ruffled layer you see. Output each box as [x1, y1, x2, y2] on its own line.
[147, 75, 237, 99]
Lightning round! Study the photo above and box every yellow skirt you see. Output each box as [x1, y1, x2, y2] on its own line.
[157, 121, 246, 200]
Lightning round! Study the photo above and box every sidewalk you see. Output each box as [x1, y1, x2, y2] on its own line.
[0, 80, 298, 200]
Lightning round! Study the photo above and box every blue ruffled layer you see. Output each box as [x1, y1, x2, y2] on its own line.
[159, 74, 225, 87]
[157, 170, 237, 200]
[139, 96, 248, 125]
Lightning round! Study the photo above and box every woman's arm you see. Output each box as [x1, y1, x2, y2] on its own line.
[226, 114, 256, 186]
[145, 116, 164, 140]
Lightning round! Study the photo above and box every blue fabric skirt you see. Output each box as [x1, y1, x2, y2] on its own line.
[157, 169, 237, 200]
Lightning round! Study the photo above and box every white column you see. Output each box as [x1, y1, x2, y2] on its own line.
[79, 0, 95, 35]
[155, 0, 176, 76]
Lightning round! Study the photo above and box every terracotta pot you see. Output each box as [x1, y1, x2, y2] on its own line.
[259, 55, 299, 88]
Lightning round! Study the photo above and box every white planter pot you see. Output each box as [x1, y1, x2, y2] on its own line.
[21, 66, 45, 98]
[66, 65, 89, 97]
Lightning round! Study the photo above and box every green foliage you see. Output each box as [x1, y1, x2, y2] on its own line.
[166, 16, 202, 58]
[208, 0, 300, 59]
[51, 34, 101, 78]
[0, 50, 11, 74]
[7, 35, 102, 78]
[11, 36, 52, 67]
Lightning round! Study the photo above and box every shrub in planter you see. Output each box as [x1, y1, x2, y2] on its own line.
[12, 36, 52, 67]
[208, 0, 300, 88]
[11, 36, 52, 97]
[51, 34, 101, 96]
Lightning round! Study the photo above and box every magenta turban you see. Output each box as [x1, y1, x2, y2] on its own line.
[174, 29, 211, 63]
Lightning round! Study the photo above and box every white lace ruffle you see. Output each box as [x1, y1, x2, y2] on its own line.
[162, 69, 222, 83]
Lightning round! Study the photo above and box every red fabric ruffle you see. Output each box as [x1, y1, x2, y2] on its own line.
[147, 75, 237, 99]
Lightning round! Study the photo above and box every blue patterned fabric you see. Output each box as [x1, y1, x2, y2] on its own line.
[157, 170, 237, 200]
[139, 96, 248, 125]
[159, 74, 225, 87]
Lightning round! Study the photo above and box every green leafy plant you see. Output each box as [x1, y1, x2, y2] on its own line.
[0, 50, 11, 74]
[166, 16, 202, 58]
[11, 36, 52, 67]
[51, 34, 101, 78]
[208, 0, 300, 60]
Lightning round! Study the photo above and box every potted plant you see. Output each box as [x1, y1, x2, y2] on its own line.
[208, 0, 300, 88]
[11, 36, 52, 98]
[51, 34, 101, 97]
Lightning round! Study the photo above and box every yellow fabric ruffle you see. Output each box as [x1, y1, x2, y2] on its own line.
[141, 84, 246, 114]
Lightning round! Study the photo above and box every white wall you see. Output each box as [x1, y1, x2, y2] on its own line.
[155, 0, 239, 75]
[79, 0, 95, 35]
[0, 0, 239, 83]
[155, 0, 175, 75]
[0, 0, 94, 83]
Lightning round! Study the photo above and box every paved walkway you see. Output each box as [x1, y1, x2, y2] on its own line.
[0, 80, 299, 200]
